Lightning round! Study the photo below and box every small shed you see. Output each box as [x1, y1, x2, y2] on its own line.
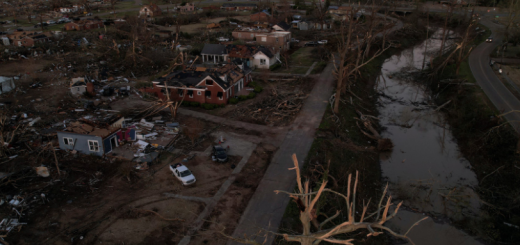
[0, 76, 15, 94]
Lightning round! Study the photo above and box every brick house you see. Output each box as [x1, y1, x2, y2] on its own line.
[139, 4, 162, 18]
[221, 3, 257, 11]
[202, 5, 219, 11]
[250, 11, 271, 22]
[232, 28, 291, 52]
[8, 31, 50, 47]
[64, 20, 104, 31]
[145, 64, 252, 104]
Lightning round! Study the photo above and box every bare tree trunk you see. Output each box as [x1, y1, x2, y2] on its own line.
[439, 4, 454, 57]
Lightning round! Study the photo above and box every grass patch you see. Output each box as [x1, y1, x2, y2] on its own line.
[291, 47, 318, 66]
[311, 61, 327, 74]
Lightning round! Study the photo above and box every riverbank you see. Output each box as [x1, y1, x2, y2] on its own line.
[427, 22, 520, 243]
[275, 16, 430, 244]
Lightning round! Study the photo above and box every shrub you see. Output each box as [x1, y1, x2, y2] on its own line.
[254, 86, 263, 93]
[247, 92, 256, 99]
[229, 98, 239, 104]
[202, 103, 216, 110]
[134, 81, 152, 88]
[190, 102, 200, 107]
[238, 95, 248, 101]
[270, 63, 282, 71]
[182, 101, 191, 106]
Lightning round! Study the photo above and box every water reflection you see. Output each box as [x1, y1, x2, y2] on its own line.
[378, 31, 482, 244]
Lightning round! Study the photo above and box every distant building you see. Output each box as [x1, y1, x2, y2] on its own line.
[64, 20, 104, 31]
[232, 27, 291, 52]
[201, 44, 279, 69]
[178, 3, 195, 12]
[221, 3, 257, 11]
[250, 11, 271, 22]
[139, 4, 162, 18]
[7, 31, 51, 47]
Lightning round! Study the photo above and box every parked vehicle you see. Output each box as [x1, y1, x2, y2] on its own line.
[486, 37, 493, 43]
[119, 87, 129, 96]
[217, 37, 229, 42]
[47, 20, 56, 25]
[170, 163, 196, 186]
[304, 41, 318, 46]
[86, 13, 92, 16]
[212, 145, 228, 162]
[318, 40, 328, 44]
[109, 11, 117, 14]
[290, 38, 299, 43]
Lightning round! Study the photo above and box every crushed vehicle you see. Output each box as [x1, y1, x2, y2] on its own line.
[170, 163, 196, 186]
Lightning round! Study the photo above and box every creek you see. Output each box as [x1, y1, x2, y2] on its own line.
[377, 30, 483, 245]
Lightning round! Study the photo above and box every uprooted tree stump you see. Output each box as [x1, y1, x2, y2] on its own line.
[355, 110, 394, 151]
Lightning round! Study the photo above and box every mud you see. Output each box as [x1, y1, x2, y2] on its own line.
[377, 30, 483, 244]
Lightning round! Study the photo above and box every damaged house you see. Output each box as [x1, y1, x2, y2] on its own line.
[70, 77, 93, 96]
[0, 76, 15, 95]
[145, 63, 252, 104]
[57, 117, 136, 156]
[201, 44, 279, 69]
[139, 4, 162, 18]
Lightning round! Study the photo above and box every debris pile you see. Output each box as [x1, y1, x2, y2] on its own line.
[228, 77, 314, 126]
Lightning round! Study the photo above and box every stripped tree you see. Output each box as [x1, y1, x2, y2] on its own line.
[332, 3, 395, 114]
[272, 154, 427, 245]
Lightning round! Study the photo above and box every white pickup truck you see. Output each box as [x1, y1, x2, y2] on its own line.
[170, 163, 196, 186]
[217, 37, 230, 42]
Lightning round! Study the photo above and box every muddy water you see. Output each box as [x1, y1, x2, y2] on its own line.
[377, 32, 483, 245]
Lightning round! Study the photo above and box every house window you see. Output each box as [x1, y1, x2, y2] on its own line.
[206, 80, 213, 85]
[188, 90, 194, 98]
[88, 140, 99, 152]
[77, 87, 80, 91]
[238, 33, 241, 37]
[178, 89, 184, 96]
[251, 34, 254, 38]
[260, 59, 266, 65]
[63, 137, 74, 146]
[197, 91, 201, 95]
[217, 92, 223, 100]
[205, 90, 211, 98]
[262, 37, 266, 42]
[276, 38, 278, 42]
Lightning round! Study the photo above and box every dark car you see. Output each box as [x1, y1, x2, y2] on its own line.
[305, 41, 318, 46]
[16, 28, 23, 32]
[34, 23, 48, 28]
[119, 87, 129, 96]
[0, 32, 7, 35]
[212, 145, 228, 162]
[102, 87, 114, 96]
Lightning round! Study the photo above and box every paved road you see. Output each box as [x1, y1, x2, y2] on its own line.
[468, 19, 520, 133]
[227, 60, 335, 245]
